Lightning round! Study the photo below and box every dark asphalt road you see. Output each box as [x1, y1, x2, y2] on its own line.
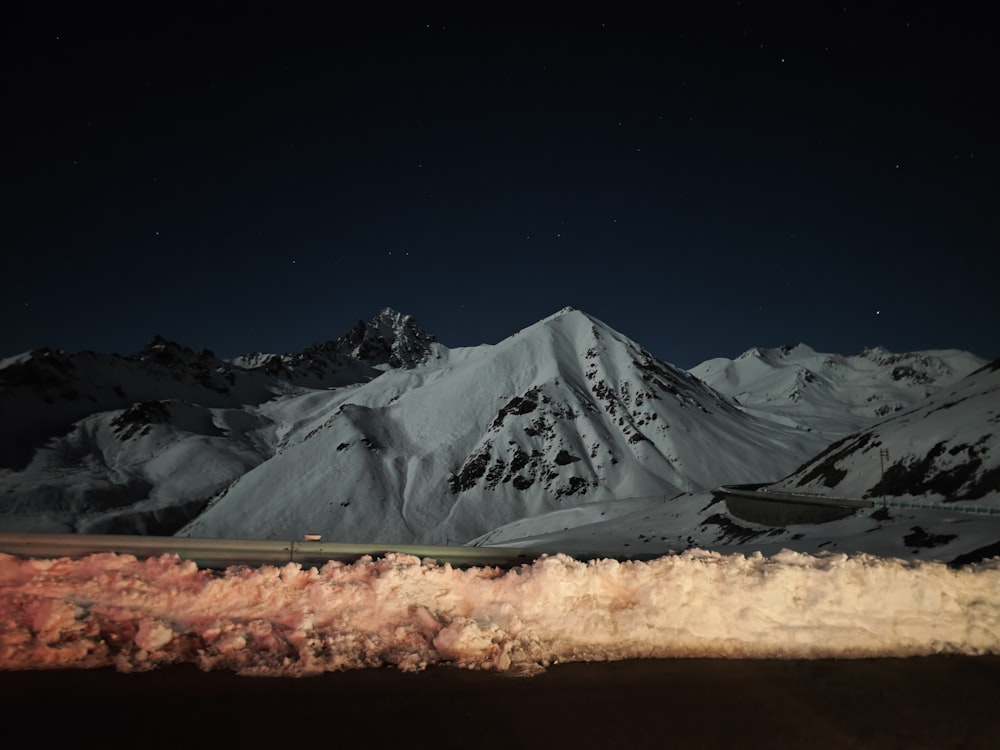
[3, 656, 999, 749]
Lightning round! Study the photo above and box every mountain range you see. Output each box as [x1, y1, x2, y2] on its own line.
[1, 307, 996, 558]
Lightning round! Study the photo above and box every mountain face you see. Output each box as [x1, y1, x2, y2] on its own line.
[766, 358, 1000, 506]
[1, 307, 830, 541]
[177, 308, 830, 544]
[230, 308, 439, 377]
[0, 342, 278, 472]
[328, 308, 439, 368]
[0, 309, 437, 534]
[466, 365, 1000, 563]
[2, 307, 990, 546]
[689, 344, 986, 438]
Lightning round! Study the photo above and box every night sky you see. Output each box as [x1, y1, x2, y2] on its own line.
[4, 4, 996, 369]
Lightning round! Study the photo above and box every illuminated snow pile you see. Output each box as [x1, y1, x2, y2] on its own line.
[2, 549, 999, 676]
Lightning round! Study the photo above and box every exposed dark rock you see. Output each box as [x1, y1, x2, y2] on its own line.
[450, 445, 492, 493]
[903, 526, 957, 549]
[329, 308, 437, 368]
[949, 540, 1000, 567]
[890, 365, 933, 384]
[491, 390, 539, 429]
[512, 475, 533, 490]
[701, 513, 766, 543]
[510, 449, 530, 473]
[554, 450, 580, 465]
[866, 441, 990, 501]
[111, 401, 171, 440]
[555, 476, 589, 498]
[485, 459, 506, 489]
[792, 432, 873, 488]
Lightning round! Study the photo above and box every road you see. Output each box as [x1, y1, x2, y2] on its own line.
[4, 656, 999, 749]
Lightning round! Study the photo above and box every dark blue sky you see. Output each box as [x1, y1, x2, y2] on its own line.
[4, 5, 996, 369]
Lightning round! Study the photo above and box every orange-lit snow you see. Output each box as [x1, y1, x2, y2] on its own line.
[2, 549, 998, 676]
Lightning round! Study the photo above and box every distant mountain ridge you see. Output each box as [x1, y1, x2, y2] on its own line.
[689, 343, 986, 438]
[176, 307, 830, 543]
[1, 308, 992, 543]
[767, 357, 1000, 504]
[229, 308, 440, 376]
[0, 309, 441, 471]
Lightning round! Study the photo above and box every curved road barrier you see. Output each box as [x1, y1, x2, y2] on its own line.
[716, 484, 1000, 526]
[715, 484, 872, 526]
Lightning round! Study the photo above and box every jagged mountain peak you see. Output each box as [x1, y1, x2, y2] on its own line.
[5, 307, 994, 545]
[228, 308, 437, 384]
[778, 343, 817, 357]
[735, 343, 817, 363]
[135, 335, 220, 369]
[332, 308, 438, 369]
[174, 306, 829, 544]
[858, 345, 892, 359]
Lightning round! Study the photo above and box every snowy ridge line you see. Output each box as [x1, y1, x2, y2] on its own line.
[2, 548, 999, 675]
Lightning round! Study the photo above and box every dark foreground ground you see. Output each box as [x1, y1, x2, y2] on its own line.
[3, 656, 999, 749]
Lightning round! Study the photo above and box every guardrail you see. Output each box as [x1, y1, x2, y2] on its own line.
[0, 532, 551, 569]
[718, 485, 1000, 517]
[717, 485, 873, 509]
[877, 500, 1000, 516]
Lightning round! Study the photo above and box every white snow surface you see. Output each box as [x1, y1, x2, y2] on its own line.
[5, 307, 991, 546]
[770, 360, 1000, 505]
[176, 308, 830, 543]
[2, 548, 998, 676]
[4, 312, 1000, 677]
[690, 343, 986, 438]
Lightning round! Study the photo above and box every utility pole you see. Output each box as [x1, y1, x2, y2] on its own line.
[878, 448, 889, 507]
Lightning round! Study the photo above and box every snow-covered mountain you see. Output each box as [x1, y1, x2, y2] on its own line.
[0, 309, 433, 534]
[2, 306, 992, 552]
[1, 307, 828, 541]
[473, 353, 1000, 563]
[0, 340, 277, 471]
[178, 308, 829, 543]
[229, 308, 440, 378]
[767, 357, 1000, 505]
[689, 343, 985, 437]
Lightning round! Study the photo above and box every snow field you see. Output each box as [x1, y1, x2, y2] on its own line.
[2, 548, 998, 676]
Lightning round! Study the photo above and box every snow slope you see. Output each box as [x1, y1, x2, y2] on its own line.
[768, 358, 1000, 506]
[0, 311, 418, 534]
[470, 490, 1000, 566]
[473, 359, 1000, 564]
[4, 311, 1000, 678]
[3, 306, 992, 553]
[177, 308, 829, 543]
[690, 344, 985, 437]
